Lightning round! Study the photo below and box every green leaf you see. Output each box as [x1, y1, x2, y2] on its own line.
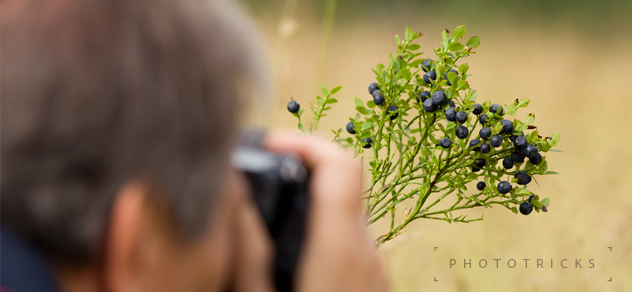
[325, 98, 338, 104]
[518, 98, 531, 108]
[405, 27, 415, 42]
[466, 36, 480, 48]
[506, 105, 518, 116]
[399, 68, 411, 80]
[514, 188, 530, 196]
[468, 91, 478, 101]
[366, 99, 376, 108]
[298, 108, 305, 114]
[407, 44, 421, 50]
[548, 133, 560, 147]
[441, 30, 449, 50]
[448, 42, 464, 52]
[447, 71, 458, 86]
[410, 59, 424, 68]
[361, 122, 372, 130]
[316, 96, 324, 106]
[541, 198, 550, 208]
[452, 25, 466, 39]
[457, 80, 469, 90]
[393, 58, 401, 72]
[531, 199, 542, 208]
[525, 113, 535, 125]
[458, 63, 469, 76]
[321, 84, 329, 96]
[330, 86, 342, 95]
[356, 106, 369, 115]
[545, 171, 559, 175]
[354, 97, 364, 107]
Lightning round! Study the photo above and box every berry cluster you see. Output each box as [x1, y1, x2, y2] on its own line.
[405, 56, 552, 215]
[285, 26, 558, 243]
[339, 82, 401, 149]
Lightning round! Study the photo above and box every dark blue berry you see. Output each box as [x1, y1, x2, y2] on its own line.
[474, 158, 486, 168]
[432, 90, 447, 106]
[514, 171, 532, 185]
[445, 107, 456, 121]
[448, 100, 456, 108]
[477, 181, 486, 191]
[510, 131, 525, 144]
[529, 152, 543, 165]
[362, 137, 373, 149]
[523, 145, 539, 159]
[509, 135, 518, 143]
[346, 121, 356, 134]
[418, 91, 430, 102]
[423, 98, 438, 112]
[368, 82, 379, 94]
[500, 120, 514, 134]
[469, 139, 481, 151]
[479, 127, 492, 139]
[490, 104, 504, 115]
[456, 111, 468, 124]
[479, 114, 488, 125]
[423, 70, 437, 84]
[440, 137, 451, 148]
[513, 135, 527, 149]
[422, 59, 432, 72]
[471, 166, 481, 172]
[445, 69, 458, 86]
[387, 105, 399, 120]
[519, 201, 533, 215]
[490, 135, 503, 147]
[456, 126, 469, 139]
[497, 181, 512, 194]
[502, 157, 514, 169]
[373, 92, 385, 105]
[528, 194, 535, 202]
[511, 151, 526, 163]
[287, 100, 300, 113]
[472, 104, 483, 115]
[480, 142, 491, 153]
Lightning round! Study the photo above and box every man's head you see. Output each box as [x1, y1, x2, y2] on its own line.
[1, 0, 266, 291]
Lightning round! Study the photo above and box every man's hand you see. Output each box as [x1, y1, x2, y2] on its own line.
[265, 132, 389, 292]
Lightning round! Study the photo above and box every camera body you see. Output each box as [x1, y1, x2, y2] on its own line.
[232, 130, 309, 292]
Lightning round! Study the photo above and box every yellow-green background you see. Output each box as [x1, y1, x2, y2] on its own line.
[238, 0, 632, 290]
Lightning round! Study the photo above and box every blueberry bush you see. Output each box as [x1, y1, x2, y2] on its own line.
[287, 26, 560, 245]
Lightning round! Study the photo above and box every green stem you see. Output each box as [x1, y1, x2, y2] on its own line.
[316, 0, 337, 87]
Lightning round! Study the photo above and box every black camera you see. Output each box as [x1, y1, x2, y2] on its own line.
[231, 130, 310, 292]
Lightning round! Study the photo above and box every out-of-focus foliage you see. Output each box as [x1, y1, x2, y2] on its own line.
[240, 0, 632, 32]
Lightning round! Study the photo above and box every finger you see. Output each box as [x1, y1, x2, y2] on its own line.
[263, 131, 363, 215]
[263, 131, 345, 168]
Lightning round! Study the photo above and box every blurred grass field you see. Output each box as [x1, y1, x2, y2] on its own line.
[240, 1, 632, 290]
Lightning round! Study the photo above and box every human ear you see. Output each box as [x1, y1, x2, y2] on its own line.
[101, 182, 155, 292]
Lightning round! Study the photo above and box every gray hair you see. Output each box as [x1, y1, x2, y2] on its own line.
[1, 0, 263, 264]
